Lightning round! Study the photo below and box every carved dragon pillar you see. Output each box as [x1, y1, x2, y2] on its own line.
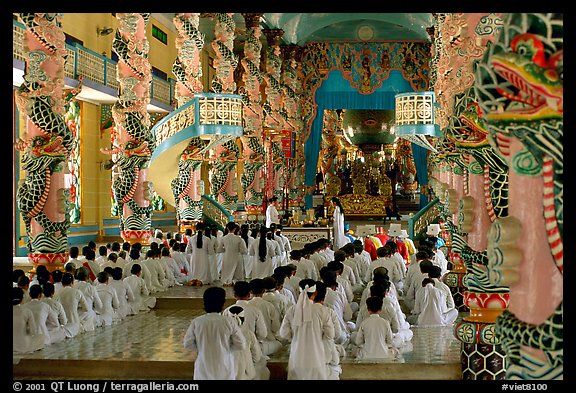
[104, 13, 155, 245]
[262, 28, 287, 204]
[239, 13, 265, 223]
[15, 13, 78, 272]
[170, 13, 208, 232]
[319, 110, 340, 200]
[475, 13, 563, 380]
[209, 13, 241, 215]
[286, 45, 306, 209]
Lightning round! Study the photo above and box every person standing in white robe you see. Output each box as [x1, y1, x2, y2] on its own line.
[265, 196, 280, 228]
[275, 225, 291, 266]
[239, 224, 254, 280]
[183, 287, 246, 380]
[13, 287, 45, 354]
[249, 227, 278, 279]
[279, 280, 336, 380]
[189, 222, 214, 285]
[330, 197, 350, 251]
[219, 222, 249, 286]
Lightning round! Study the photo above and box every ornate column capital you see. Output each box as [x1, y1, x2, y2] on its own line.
[263, 28, 284, 46]
[281, 43, 301, 61]
[241, 13, 263, 28]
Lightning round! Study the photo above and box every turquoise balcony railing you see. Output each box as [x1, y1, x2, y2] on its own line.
[13, 19, 175, 108]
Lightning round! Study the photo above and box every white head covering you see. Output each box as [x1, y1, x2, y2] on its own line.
[426, 224, 441, 236]
[222, 306, 245, 327]
[388, 223, 402, 237]
[293, 284, 316, 326]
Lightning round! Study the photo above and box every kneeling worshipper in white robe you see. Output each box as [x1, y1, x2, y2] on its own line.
[13, 287, 45, 354]
[223, 306, 270, 380]
[353, 296, 398, 360]
[409, 278, 458, 327]
[279, 280, 337, 380]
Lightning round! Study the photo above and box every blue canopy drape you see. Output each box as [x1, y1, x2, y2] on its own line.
[411, 142, 430, 209]
[304, 69, 414, 208]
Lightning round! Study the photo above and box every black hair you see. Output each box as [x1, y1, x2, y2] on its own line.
[249, 278, 265, 295]
[85, 249, 96, 261]
[111, 267, 123, 280]
[258, 226, 268, 262]
[99, 245, 108, 256]
[203, 286, 226, 313]
[17, 275, 30, 287]
[42, 282, 55, 297]
[233, 280, 252, 299]
[240, 224, 250, 247]
[366, 295, 383, 313]
[13, 287, 24, 305]
[75, 267, 89, 281]
[97, 271, 109, 283]
[69, 246, 79, 258]
[419, 259, 434, 274]
[62, 273, 74, 286]
[52, 269, 63, 283]
[289, 249, 302, 260]
[13, 269, 25, 283]
[111, 242, 121, 252]
[422, 277, 435, 287]
[312, 281, 327, 302]
[29, 284, 43, 299]
[331, 196, 345, 215]
[195, 222, 204, 249]
[129, 249, 140, 260]
[427, 265, 442, 279]
[131, 263, 142, 275]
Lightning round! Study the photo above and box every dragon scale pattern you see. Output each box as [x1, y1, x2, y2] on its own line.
[15, 13, 75, 256]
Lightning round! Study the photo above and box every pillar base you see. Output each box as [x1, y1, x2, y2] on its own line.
[121, 230, 152, 245]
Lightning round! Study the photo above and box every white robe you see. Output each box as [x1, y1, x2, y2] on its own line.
[279, 300, 336, 380]
[56, 286, 90, 333]
[265, 204, 279, 228]
[25, 299, 65, 346]
[13, 304, 45, 354]
[218, 233, 248, 285]
[354, 314, 396, 360]
[95, 283, 121, 326]
[183, 312, 246, 380]
[74, 280, 103, 331]
[249, 237, 278, 279]
[332, 206, 349, 251]
[124, 274, 156, 312]
[42, 296, 79, 338]
[242, 237, 255, 279]
[189, 234, 214, 284]
[411, 284, 458, 327]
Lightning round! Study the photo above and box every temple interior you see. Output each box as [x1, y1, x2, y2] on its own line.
[12, 12, 563, 382]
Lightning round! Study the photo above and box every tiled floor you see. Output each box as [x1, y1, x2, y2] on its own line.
[14, 283, 463, 379]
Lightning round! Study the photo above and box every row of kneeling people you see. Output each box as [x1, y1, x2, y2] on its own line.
[13, 261, 157, 355]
